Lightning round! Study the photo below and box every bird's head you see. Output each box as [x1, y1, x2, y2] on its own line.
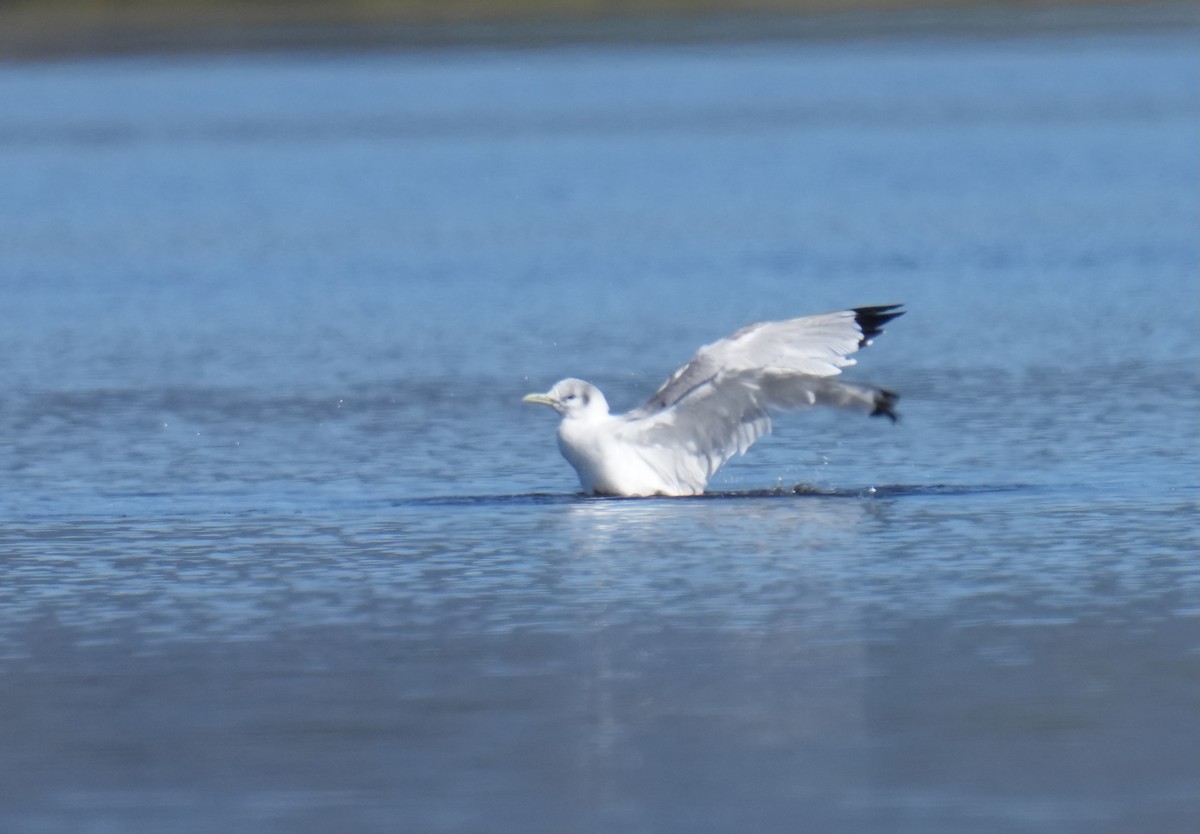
[522, 378, 609, 419]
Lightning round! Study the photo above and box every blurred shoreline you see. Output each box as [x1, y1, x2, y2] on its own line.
[1, 0, 1196, 60]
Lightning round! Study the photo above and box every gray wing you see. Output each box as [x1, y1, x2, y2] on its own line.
[617, 306, 903, 483]
[627, 305, 904, 418]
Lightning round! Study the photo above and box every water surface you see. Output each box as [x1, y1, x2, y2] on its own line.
[1, 23, 1198, 833]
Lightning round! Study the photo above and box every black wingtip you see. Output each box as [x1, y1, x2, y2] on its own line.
[854, 304, 905, 347]
[870, 388, 900, 423]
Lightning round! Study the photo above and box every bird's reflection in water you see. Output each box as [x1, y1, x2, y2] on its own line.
[548, 492, 878, 816]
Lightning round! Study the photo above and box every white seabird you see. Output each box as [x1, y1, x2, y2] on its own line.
[523, 305, 905, 497]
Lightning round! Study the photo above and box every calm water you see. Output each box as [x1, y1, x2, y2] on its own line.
[2, 22, 1199, 833]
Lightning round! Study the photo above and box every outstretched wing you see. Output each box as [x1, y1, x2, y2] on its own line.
[627, 305, 903, 418]
[618, 305, 903, 485]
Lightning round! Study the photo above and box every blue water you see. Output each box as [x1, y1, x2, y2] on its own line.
[1, 21, 1199, 833]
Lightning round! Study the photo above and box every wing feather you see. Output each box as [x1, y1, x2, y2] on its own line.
[627, 305, 903, 419]
[619, 306, 904, 483]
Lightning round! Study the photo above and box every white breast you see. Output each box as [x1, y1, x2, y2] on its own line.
[557, 415, 705, 497]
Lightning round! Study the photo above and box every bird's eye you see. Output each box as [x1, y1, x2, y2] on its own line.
[564, 394, 577, 402]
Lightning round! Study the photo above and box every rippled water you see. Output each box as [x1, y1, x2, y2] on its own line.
[1, 21, 1199, 833]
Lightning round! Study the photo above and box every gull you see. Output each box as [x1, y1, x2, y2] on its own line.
[523, 304, 904, 497]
